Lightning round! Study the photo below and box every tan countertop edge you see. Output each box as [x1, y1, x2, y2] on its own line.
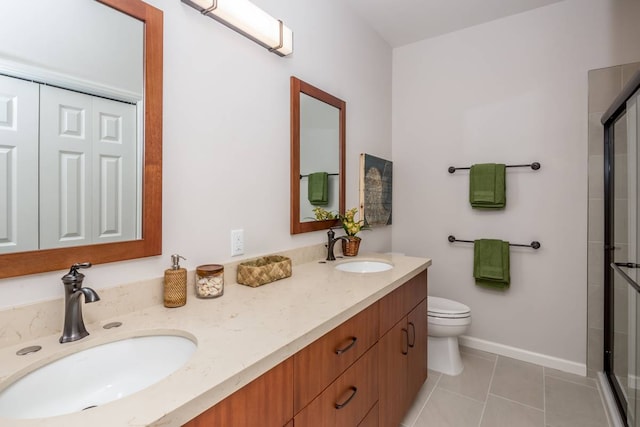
[0, 253, 431, 427]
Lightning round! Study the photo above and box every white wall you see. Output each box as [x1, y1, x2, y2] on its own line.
[392, 0, 640, 364]
[0, 0, 392, 308]
[0, 0, 143, 96]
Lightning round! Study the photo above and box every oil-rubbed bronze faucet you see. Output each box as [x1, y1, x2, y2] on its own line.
[59, 263, 100, 343]
[326, 228, 349, 261]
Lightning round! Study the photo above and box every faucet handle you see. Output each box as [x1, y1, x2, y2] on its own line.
[62, 262, 92, 283]
[72, 262, 92, 270]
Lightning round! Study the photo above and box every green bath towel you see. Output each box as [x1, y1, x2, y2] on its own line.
[469, 163, 506, 209]
[473, 239, 510, 290]
[308, 172, 328, 206]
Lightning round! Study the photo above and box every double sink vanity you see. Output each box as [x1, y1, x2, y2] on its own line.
[0, 250, 430, 426]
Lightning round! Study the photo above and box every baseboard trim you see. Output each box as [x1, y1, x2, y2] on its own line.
[459, 336, 586, 376]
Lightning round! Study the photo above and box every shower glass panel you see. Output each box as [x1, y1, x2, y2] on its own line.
[629, 91, 640, 426]
[613, 113, 630, 407]
[632, 290, 640, 427]
[604, 77, 640, 426]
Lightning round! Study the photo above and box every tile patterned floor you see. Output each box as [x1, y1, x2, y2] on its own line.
[401, 347, 612, 427]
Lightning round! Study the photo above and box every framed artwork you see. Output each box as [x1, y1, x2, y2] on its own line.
[359, 153, 392, 226]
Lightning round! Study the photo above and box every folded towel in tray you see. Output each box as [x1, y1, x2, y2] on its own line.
[473, 239, 510, 290]
[307, 172, 328, 206]
[469, 163, 506, 209]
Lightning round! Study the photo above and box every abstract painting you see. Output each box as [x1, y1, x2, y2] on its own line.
[360, 153, 392, 226]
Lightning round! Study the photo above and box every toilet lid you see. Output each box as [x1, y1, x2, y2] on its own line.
[428, 296, 471, 317]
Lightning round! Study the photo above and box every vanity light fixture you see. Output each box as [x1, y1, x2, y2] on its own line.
[181, 0, 293, 56]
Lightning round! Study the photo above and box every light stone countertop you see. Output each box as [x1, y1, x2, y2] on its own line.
[0, 253, 430, 427]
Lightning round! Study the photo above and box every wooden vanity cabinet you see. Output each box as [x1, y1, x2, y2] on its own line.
[183, 269, 427, 427]
[182, 357, 293, 427]
[378, 271, 428, 426]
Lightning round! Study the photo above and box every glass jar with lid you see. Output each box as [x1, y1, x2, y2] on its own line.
[195, 264, 224, 298]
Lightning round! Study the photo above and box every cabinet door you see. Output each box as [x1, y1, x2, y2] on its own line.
[379, 270, 427, 337]
[407, 299, 428, 401]
[378, 319, 408, 427]
[379, 283, 405, 337]
[358, 402, 378, 427]
[183, 358, 293, 427]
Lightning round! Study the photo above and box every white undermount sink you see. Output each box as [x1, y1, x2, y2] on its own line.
[335, 260, 393, 273]
[0, 334, 196, 419]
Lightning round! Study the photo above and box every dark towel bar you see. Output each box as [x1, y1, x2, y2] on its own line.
[448, 235, 541, 249]
[448, 162, 541, 174]
[300, 173, 339, 179]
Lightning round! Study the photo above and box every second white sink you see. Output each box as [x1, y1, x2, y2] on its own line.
[335, 260, 393, 273]
[0, 334, 196, 419]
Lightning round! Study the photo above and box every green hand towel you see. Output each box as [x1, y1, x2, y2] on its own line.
[308, 172, 328, 206]
[469, 163, 506, 209]
[474, 239, 510, 290]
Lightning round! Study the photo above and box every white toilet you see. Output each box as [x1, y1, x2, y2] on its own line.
[427, 296, 471, 376]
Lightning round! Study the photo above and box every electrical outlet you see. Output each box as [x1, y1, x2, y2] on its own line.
[231, 229, 244, 256]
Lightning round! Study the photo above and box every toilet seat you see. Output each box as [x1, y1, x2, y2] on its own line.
[428, 296, 471, 319]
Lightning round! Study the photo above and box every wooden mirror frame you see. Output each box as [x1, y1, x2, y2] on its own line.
[0, 0, 163, 279]
[290, 76, 345, 234]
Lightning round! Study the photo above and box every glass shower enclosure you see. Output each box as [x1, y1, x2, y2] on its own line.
[602, 71, 640, 426]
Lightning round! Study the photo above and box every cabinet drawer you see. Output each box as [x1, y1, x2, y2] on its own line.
[379, 270, 427, 336]
[404, 270, 427, 314]
[294, 345, 378, 427]
[294, 302, 379, 413]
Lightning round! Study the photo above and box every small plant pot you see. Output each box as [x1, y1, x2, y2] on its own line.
[342, 236, 361, 257]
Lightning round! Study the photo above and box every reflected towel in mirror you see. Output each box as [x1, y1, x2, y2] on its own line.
[308, 172, 328, 205]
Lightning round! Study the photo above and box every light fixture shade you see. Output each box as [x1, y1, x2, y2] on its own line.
[182, 0, 293, 56]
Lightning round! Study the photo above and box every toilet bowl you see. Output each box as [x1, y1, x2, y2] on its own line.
[427, 296, 471, 376]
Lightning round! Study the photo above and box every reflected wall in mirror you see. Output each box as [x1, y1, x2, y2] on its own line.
[290, 76, 345, 234]
[0, 0, 163, 279]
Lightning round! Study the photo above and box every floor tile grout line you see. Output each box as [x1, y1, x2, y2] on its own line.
[433, 383, 488, 405]
[410, 374, 442, 427]
[476, 353, 499, 427]
[486, 392, 546, 413]
[543, 372, 597, 389]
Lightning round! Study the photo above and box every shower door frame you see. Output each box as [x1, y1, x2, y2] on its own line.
[602, 71, 640, 426]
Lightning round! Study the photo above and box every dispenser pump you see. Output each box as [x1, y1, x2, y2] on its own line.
[170, 254, 186, 270]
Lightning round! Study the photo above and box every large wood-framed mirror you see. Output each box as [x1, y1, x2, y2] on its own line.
[290, 76, 345, 234]
[0, 0, 163, 279]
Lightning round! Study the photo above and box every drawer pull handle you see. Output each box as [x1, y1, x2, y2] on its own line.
[408, 322, 416, 348]
[335, 386, 358, 409]
[335, 336, 358, 355]
[402, 328, 409, 355]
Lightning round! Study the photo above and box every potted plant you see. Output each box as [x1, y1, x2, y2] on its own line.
[313, 207, 367, 257]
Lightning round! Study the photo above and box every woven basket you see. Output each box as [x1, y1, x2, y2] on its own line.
[342, 236, 361, 257]
[237, 255, 292, 287]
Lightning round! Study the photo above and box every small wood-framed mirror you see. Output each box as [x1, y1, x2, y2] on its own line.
[290, 76, 345, 234]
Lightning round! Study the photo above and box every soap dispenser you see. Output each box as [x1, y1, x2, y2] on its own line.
[164, 254, 187, 308]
